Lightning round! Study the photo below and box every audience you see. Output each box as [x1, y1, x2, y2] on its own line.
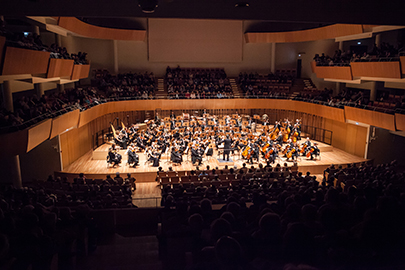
[1, 31, 88, 64]
[314, 42, 403, 66]
[159, 160, 405, 270]
[238, 71, 294, 98]
[166, 66, 233, 99]
[95, 71, 157, 100]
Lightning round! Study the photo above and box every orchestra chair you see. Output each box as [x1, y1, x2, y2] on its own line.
[218, 174, 228, 181]
[177, 171, 187, 177]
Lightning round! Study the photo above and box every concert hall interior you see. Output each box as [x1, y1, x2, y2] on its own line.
[1, 2, 405, 270]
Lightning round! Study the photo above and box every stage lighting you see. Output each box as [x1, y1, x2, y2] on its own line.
[138, 0, 158, 13]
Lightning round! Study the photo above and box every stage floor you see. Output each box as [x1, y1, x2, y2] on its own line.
[61, 141, 367, 180]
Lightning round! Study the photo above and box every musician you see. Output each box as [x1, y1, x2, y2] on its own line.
[126, 145, 139, 167]
[286, 142, 299, 161]
[302, 137, 312, 156]
[147, 147, 160, 167]
[248, 143, 260, 164]
[136, 135, 146, 150]
[308, 143, 320, 160]
[191, 145, 202, 165]
[276, 132, 284, 145]
[107, 149, 121, 167]
[115, 132, 128, 149]
[220, 135, 233, 161]
[170, 146, 183, 165]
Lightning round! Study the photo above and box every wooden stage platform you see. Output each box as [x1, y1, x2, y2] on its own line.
[58, 141, 367, 182]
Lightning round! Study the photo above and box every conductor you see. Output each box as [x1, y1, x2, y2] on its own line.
[221, 135, 233, 161]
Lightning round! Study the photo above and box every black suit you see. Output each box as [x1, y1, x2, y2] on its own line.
[191, 148, 202, 165]
[221, 138, 232, 161]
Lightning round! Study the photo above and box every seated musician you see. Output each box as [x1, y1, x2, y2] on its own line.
[248, 143, 260, 164]
[115, 132, 128, 149]
[170, 146, 183, 165]
[107, 149, 121, 167]
[126, 145, 139, 167]
[308, 143, 320, 160]
[136, 135, 146, 150]
[147, 147, 161, 167]
[191, 144, 203, 166]
[286, 142, 299, 161]
[302, 137, 312, 156]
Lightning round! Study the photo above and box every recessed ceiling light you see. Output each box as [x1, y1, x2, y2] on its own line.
[235, 2, 250, 8]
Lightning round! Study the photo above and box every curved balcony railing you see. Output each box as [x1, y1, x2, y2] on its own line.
[2, 94, 404, 134]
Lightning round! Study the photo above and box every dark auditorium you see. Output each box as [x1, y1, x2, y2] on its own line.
[1, 1, 405, 269]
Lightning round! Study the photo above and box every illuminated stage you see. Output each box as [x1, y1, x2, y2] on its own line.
[57, 140, 367, 182]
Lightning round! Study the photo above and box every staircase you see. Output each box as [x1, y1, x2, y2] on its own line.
[229, 78, 243, 98]
[155, 78, 167, 99]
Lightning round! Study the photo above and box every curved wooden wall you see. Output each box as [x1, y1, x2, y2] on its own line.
[2, 47, 50, 75]
[245, 24, 364, 43]
[71, 64, 90, 80]
[314, 65, 353, 80]
[27, 119, 52, 152]
[78, 99, 346, 127]
[395, 113, 405, 131]
[47, 58, 74, 78]
[400, 56, 405, 75]
[350, 62, 401, 79]
[3, 99, 405, 158]
[345, 106, 396, 131]
[57, 17, 146, 41]
[49, 109, 80, 139]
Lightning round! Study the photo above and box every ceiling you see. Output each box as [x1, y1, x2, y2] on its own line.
[1, 0, 405, 26]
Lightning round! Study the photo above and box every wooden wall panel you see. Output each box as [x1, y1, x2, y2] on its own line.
[400, 56, 405, 74]
[60, 123, 92, 169]
[58, 17, 146, 41]
[2, 47, 50, 75]
[323, 118, 367, 157]
[27, 119, 52, 152]
[351, 62, 401, 79]
[47, 58, 74, 78]
[71, 64, 90, 80]
[345, 106, 396, 131]
[50, 109, 80, 139]
[314, 65, 353, 80]
[395, 113, 405, 131]
[245, 24, 364, 43]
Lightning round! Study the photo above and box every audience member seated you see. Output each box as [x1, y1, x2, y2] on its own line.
[96, 71, 156, 100]
[166, 66, 233, 99]
[158, 160, 405, 270]
[238, 71, 294, 98]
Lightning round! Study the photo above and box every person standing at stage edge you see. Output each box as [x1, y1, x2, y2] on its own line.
[221, 135, 233, 161]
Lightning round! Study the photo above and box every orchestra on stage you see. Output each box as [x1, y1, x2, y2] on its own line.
[105, 112, 320, 168]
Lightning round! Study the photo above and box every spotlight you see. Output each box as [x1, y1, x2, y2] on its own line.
[138, 0, 158, 13]
[235, 2, 249, 8]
